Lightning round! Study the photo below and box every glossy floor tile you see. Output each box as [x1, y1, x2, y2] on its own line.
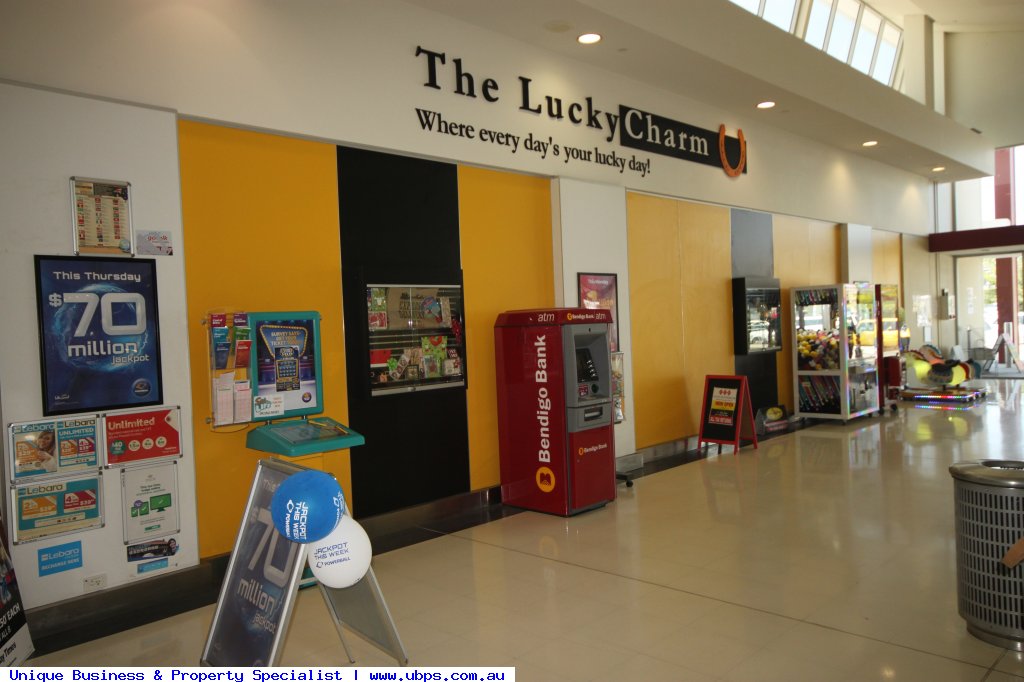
[31, 379, 1024, 680]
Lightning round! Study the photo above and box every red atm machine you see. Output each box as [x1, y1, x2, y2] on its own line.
[494, 308, 616, 516]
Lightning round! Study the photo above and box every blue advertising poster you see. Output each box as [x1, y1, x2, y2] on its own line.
[37, 540, 83, 576]
[202, 460, 305, 666]
[35, 255, 162, 416]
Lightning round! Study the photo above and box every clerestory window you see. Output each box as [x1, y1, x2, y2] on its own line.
[727, 0, 902, 86]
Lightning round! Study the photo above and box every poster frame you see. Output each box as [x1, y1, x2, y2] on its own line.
[248, 311, 324, 421]
[70, 176, 135, 256]
[7, 415, 100, 482]
[120, 460, 180, 544]
[34, 254, 164, 416]
[103, 405, 183, 468]
[12, 472, 104, 545]
[577, 272, 620, 352]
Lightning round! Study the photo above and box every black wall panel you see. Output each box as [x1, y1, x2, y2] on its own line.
[730, 208, 780, 411]
[338, 146, 470, 518]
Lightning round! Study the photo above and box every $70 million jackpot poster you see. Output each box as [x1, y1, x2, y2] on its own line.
[35, 255, 163, 416]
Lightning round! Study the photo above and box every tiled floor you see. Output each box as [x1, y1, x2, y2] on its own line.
[31, 379, 1024, 680]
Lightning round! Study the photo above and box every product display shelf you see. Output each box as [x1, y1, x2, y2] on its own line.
[792, 284, 880, 422]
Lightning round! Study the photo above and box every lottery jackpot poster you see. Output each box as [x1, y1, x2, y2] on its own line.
[35, 255, 163, 416]
[202, 460, 304, 666]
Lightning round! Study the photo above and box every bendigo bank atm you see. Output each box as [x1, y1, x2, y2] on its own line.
[494, 308, 616, 516]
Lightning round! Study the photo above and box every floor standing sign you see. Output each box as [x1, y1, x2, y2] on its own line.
[202, 458, 406, 667]
[697, 375, 758, 452]
[0, 521, 33, 665]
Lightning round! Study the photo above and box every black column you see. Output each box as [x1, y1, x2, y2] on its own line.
[338, 146, 470, 518]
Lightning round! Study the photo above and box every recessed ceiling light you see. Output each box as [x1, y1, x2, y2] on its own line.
[577, 33, 602, 44]
[756, 101, 776, 109]
[862, 140, 878, 147]
[932, 166, 946, 173]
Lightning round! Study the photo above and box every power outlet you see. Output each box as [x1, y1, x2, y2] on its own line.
[83, 574, 107, 593]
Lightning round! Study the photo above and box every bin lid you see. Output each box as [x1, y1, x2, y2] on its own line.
[950, 460, 1024, 487]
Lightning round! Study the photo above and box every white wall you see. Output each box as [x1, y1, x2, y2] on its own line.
[945, 31, 1024, 149]
[0, 83, 199, 609]
[0, 0, 935, 234]
[552, 179, 636, 458]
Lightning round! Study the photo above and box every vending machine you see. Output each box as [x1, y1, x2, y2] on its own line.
[494, 308, 616, 516]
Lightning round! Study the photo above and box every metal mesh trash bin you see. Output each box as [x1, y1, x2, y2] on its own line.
[950, 460, 1024, 650]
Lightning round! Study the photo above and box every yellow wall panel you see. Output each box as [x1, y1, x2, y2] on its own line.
[678, 201, 733, 436]
[772, 215, 841, 412]
[872, 229, 903, 287]
[178, 121, 348, 558]
[627, 193, 685, 449]
[458, 166, 553, 490]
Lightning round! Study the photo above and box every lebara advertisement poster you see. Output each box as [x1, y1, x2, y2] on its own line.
[35, 255, 162, 416]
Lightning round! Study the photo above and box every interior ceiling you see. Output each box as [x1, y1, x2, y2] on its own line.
[405, 0, 1004, 182]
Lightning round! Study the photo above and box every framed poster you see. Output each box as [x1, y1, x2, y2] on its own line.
[7, 416, 99, 481]
[578, 273, 619, 352]
[13, 474, 103, 544]
[103, 406, 182, 467]
[249, 312, 323, 421]
[121, 461, 179, 543]
[35, 255, 163, 416]
[70, 177, 134, 256]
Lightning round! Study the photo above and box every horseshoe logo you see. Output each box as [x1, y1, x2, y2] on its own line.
[719, 125, 747, 177]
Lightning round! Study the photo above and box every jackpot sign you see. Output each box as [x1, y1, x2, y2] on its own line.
[35, 255, 162, 416]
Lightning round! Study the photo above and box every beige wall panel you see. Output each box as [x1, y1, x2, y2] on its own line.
[627, 193, 686, 449]
[772, 215, 841, 412]
[677, 201, 733, 437]
[872, 229, 903, 287]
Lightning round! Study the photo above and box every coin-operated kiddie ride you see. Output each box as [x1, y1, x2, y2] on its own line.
[494, 308, 616, 516]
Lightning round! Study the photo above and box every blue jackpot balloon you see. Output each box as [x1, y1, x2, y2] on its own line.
[270, 470, 346, 543]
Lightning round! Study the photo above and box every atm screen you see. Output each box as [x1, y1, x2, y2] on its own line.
[576, 349, 599, 383]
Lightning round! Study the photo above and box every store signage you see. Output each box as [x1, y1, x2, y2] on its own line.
[104, 406, 182, 466]
[37, 540, 83, 576]
[414, 45, 746, 177]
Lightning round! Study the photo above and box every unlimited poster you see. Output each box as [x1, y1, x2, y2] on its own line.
[35, 255, 162, 416]
[104, 406, 182, 466]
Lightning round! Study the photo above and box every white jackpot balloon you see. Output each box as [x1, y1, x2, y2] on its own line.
[308, 515, 372, 589]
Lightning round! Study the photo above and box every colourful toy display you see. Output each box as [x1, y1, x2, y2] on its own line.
[796, 328, 841, 371]
[904, 344, 981, 388]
